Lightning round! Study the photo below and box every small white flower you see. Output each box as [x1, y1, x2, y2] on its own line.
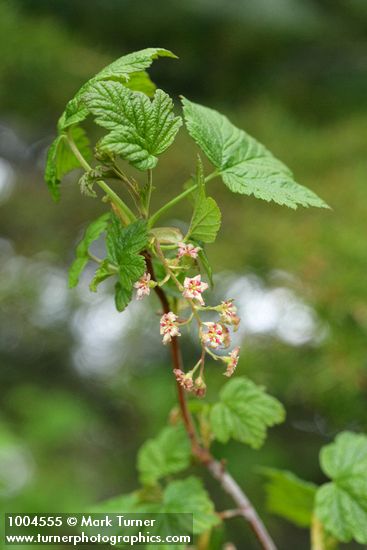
[182, 275, 208, 305]
[160, 312, 181, 344]
[134, 273, 151, 300]
[177, 242, 201, 259]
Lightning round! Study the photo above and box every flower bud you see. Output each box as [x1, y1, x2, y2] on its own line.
[194, 376, 207, 398]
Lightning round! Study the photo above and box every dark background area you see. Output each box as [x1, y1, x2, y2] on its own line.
[1, 1, 367, 548]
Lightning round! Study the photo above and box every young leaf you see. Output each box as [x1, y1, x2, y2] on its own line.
[210, 377, 285, 449]
[106, 217, 148, 309]
[68, 213, 110, 288]
[58, 47, 177, 130]
[315, 431, 367, 544]
[137, 425, 191, 485]
[89, 260, 113, 292]
[187, 158, 221, 243]
[182, 98, 329, 210]
[84, 83, 182, 171]
[260, 468, 317, 527]
[107, 217, 148, 263]
[45, 126, 91, 201]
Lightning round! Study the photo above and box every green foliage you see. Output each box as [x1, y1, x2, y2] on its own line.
[137, 425, 191, 486]
[261, 468, 317, 527]
[45, 126, 91, 201]
[58, 47, 177, 131]
[68, 213, 110, 288]
[315, 431, 367, 544]
[159, 477, 220, 534]
[182, 98, 329, 210]
[210, 377, 285, 449]
[84, 83, 182, 170]
[198, 247, 214, 287]
[187, 158, 221, 243]
[41, 46, 335, 549]
[89, 260, 112, 292]
[93, 476, 219, 536]
[114, 282, 133, 313]
[106, 216, 148, 311]
[94, 47, 177, 81]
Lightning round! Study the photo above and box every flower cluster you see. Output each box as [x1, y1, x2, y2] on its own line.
[173, 368, 207, 398]
[134, 241, 242, 397]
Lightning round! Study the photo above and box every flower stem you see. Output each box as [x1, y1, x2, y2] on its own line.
[66, 132, 136, 225]
[145, 254, 277, 550]
[148, 171, 218, 228]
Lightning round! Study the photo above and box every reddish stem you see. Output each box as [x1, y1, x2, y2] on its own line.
[146, 254, 277, 550]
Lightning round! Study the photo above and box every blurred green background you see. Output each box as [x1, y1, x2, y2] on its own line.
[1, 1, 367, 548]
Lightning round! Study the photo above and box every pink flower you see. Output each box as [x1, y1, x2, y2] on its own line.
[202, 322, 230, 349]
[183, 275, 208, 305]
[177, 242, 201, 259]
[160, 312, 180, 344]
[173, 368, 194, 392]
[220, 300, 240, 331]
[134, 273, 151, 300]
[223, 347, 240, 377]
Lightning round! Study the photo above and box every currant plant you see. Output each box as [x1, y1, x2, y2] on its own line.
[44, 48, 367, 550]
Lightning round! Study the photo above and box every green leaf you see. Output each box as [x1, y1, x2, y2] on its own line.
[106, 217, 148, 307]
[107, 217, 148, 264]
[95, 47, 177, 81]
[89, 260, 113, 292]
[114, 282, 132, 312]
[84, 83, 182, 170]
[260, 468, 317, 527]
[198, 247, 214, 287]
[124, 71, 156, 96]
[182, 98, 329, 210]
[45, 126, 91, 201]
[149, 227, 184, 245]
[315, 431, 367, 544]
[68, 213, 110, 288]
[161, 477, 220, 535]
[137, 425, 191, 486]
[58, 48, 177, 131]
[92, 476, 219, 536]
[118, 253, 146, 289]
[92, 491, 140, 514]
[210, 377, 285, 449]
[187, 158, 221, 243]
